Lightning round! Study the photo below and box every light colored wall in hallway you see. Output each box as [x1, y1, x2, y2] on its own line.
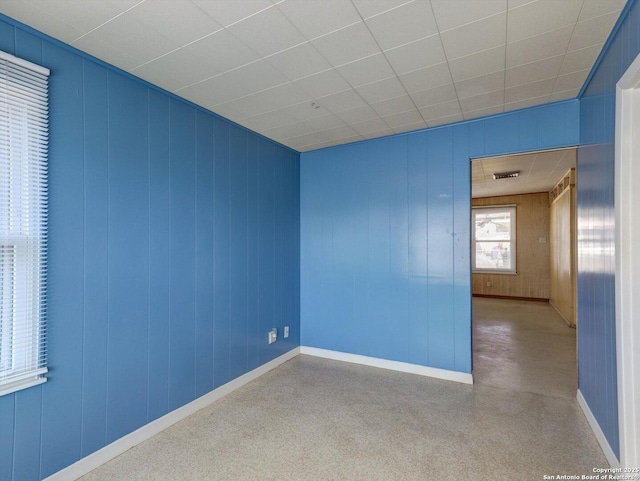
[549, 170, 577, 327]
[472, 192, 550, 300]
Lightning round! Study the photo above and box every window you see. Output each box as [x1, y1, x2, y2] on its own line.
[0, 50, 49, 396]
[472, 206, 516, 273]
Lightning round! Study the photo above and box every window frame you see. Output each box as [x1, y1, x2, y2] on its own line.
[0, 50, 49, 396]
[472, 205, 517, 274]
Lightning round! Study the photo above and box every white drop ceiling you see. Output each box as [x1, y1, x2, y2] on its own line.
[0, 0, 626, 152]
[472, 148, 576, 198]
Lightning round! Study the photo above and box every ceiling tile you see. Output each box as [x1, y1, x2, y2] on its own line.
[294, 70, 351, 98]
[362, 128, 395, 139]
[182, 30, 260, 76]
[276, 0, 361, 40]
[352, 117, 391, 135]
[125, 0, 223, 47]
[130, 49, 221, 90]
[320, 125, 361, 142]
[285, 131, 330, 147]
[335, 105, 380, 124]
[384, 35, 446, 75]
[266, 42, 331, 81]
[549, 88, 580, 102]
[311, 22, 380, 67]
[419, 100, 462, 121]
[381, 109, 424, 128]
[370, 95, 417, 117]
[567, 11, 621, 52]
[455, 71, 504, 100]
[130, 58, 191, 92]
[228, 6, 306, 57]
[21, 0, 139, 36]
[427, 113, 464, 127]
[410, 84, 457, 108]
[506, 25, 573, 68]
[1, 2, 80, 43]
[190, 0, 274, 28]
[88, 10, 181, 63]
[252, 82, 314, 109]
[504, 77, 555, 103]
[315, 89, 368, 113]
[263, 122, 311, 140]
[281, 100, 333, 120]
[507, 0, 537, 9]
[506, 0, 581, 43]
[398, 63, 453, 93]
[448, 46, 505, 82]
[505, 55, 563, 88]
[578, 0, 626, 22]
[553, 69, 590, 93]
[459, 90, 504, 112]
[336, 54, 396, 88]
[431, 0, 507, 32]
[175, 74, 253, 107]
[350, 0, 414, 20]
[463, 104, 504, 120]
[365, 0, 438, 51]
[560, 45, 602, 75]
[392, 120, 428, 134]
[221, 60, 289, 93]
[440, 12, 506, 61]
[356, 77, 408, 103]
[504, 94, 549, 111]
[218, 93, 278, 119]
[72, 34, 142, 71]
[298, 114, 349, 132]
[240, 109, 300, 132]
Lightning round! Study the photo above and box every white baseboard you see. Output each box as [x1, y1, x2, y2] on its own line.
[577, 389, 620, 468]
[44, 347, 301, 481]
[300, 346, 473, 385]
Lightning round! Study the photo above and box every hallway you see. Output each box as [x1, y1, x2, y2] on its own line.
[473, 297, 578, 399]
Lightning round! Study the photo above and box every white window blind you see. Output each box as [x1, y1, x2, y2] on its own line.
[0, 50, 49, 396]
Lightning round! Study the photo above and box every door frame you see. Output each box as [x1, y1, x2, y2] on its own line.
[614, 51, 640, 468]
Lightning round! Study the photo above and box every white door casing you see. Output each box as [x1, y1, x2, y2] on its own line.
[615, 52, 640, 468]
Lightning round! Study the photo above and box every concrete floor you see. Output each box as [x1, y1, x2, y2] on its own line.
[78, 298, 607, 480]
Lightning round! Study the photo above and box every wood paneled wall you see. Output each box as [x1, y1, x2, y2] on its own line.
[549, 170, 576, 327]
[472, 192, 550, 299]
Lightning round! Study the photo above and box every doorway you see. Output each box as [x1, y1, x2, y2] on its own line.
[470, 148, 579, 394]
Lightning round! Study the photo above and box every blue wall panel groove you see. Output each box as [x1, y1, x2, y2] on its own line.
[147, 90, 172, 423]
[576, 0, 640, 459]
[106, 72, 150, 442]
[41, 41, 85, 478]
[301, 100, 580, 374]
[195, 110, 215, 399]
[168, 99, 196, 412]
[81, 59, 109, 458]
[0, 16, 300, 480]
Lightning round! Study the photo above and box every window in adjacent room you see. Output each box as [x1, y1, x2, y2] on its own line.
[0, 50, 49, 396]
[472, 206, 516, 274]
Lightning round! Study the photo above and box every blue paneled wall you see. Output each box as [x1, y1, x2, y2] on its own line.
[578, 0, 639, 461]
[300, 100, 579, 373]
[0, 16, 300, 481]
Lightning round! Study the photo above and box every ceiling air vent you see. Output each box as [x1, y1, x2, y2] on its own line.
[493, 171, 520, 180]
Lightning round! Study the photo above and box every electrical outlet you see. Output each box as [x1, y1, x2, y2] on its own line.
[539, 237, 547, 244]
[486, 281, 492, 287]
[268, 328, 277, 344]
[284, 326, 289, 338]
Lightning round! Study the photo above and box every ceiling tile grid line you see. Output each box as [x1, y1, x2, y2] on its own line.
[0, 0, 626, 151]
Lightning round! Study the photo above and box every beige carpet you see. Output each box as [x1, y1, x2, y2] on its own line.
[79, 298, 607, 481]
